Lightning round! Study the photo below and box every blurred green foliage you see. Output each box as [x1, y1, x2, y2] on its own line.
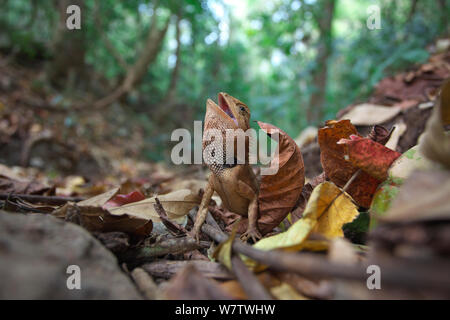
[0, 0, 448, 161]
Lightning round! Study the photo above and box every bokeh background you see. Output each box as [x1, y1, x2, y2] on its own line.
[1, 0, 449, 165]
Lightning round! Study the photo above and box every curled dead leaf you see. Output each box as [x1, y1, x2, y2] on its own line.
[226, 122, 305, 236]
[52, 187, 153, 236]
[53, 203, 153, 236]
[257, 121, 305, 234]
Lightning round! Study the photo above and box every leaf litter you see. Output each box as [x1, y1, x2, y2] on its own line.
[1, 42, 450, 300]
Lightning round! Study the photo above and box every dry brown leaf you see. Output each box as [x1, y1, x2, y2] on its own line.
[108, 189, 201, 222]
[256, 121, 305, 234]
[52, 187, 153, 236]
[77, 187, 120, 206]
[225, 122, 305, 235]
[53, 201, 153, 235]
[0, 164, 51, 195]
[163, 179, 207, 196]
[339, 104, 401, 125]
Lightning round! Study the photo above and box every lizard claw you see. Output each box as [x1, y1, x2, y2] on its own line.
[189, 226, 202, 244]
[240, 228, 262, 243]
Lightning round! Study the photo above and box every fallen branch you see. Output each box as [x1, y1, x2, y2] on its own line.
[230, 254, 273, 300]
[142, 260, 233, 280]
[120, 236, 210, 263]
[0, 193, 85, 205]
[131, 268, 158, 300]
[189, 211, 450, 293]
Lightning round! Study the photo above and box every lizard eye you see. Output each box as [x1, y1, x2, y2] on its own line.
[239, 106, 246, 113]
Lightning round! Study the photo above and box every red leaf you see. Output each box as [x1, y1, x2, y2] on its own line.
[337, 137, 401, 181]
[318, 120, 380, 207]
[102, 190, 146, 209]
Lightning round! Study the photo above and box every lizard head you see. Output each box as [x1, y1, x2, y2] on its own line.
[206, 92, 251, 130]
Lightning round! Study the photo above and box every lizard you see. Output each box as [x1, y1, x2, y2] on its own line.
[192, 92, 261, 242]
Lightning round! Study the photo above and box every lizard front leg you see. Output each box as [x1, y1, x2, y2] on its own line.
[237, 180, 262, 242]
[192, 175, 214, 242]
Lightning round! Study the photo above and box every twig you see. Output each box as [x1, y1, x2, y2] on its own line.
[142, 260, 234, 280]
[2, 199, 48, 213]
[205, 209, 272, 299]
[120, 236, 210, 263]
[206, 211, 221, 230]
[131, 268, 158, 300]
[154, 197, 187, 235]
[341, 168, 362, 193]
[230, 254, 273, 300]
[193, 209, 277, 300]
[0, 193, 85, 205]
[313, 168, 363, 220]
[323, 168, 362, 213]
[190, 211, 450, 293]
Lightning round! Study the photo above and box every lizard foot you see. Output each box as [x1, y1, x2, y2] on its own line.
[189, 226, 202, 244]
[240, 228, 262, 243]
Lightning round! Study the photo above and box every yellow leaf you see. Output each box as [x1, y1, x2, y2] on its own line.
[213, 227, 238, 270]
[244, 182, 358, 269]
[312, 196, 359, 239]
[301, 239, 329, 251]
[253, 182, 358, 251]
[270, 283, 308, 300]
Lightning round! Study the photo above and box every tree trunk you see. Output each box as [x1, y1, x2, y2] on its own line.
[47, 0, 86, 89]
[94, 9, 171, 109]
[307, 0, 336, 124]
[93, 1, 129, 71]
[408, 0, 419, 20]
[163, 14, 182, 104]
[438, 0, 448, 32]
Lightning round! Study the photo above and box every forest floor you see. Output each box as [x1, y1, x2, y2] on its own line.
[0, 38, 449, 299]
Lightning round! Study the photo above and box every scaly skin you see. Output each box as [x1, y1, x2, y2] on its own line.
[192, 92, 262, 242]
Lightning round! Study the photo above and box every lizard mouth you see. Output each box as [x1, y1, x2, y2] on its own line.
[218, 93, 238, 125]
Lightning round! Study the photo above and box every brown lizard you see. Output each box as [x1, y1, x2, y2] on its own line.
[192, 92, 261, 242]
